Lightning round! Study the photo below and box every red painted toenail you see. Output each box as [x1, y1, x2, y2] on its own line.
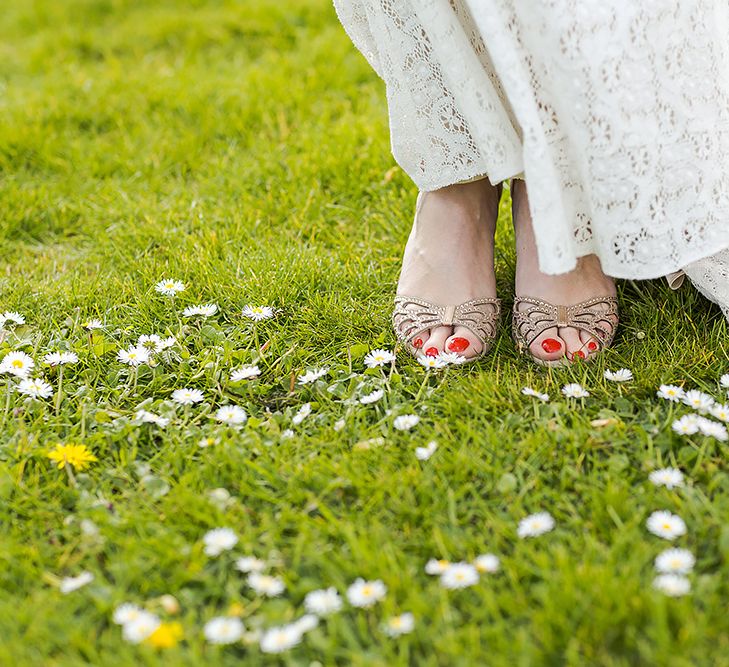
[573, 351, 585, 360]
[426, 347, 439, 357]
[413, 338, 423, 348]
[447, 337, 470, 352]
[587, 341, 598, 352]
[541, 338, 562, 353]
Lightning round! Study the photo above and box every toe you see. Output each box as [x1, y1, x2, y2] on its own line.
[579, 329, 600, 356]
[560, 327, 588, 362]
[410, 330, 429, 354]
[444, 326, 483, 359]
[528, 327, 566, 362]
[422, 326, 452, 357]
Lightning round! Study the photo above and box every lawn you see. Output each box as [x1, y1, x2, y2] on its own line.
[1, 1, 728, 665]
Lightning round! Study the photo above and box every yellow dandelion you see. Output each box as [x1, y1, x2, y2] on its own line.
[145, 621, 183, 649]
[47, 444, 98, 471]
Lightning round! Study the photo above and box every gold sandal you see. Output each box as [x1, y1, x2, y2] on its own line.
[393, 296, 501, 362]
[512, 295, 619, 367]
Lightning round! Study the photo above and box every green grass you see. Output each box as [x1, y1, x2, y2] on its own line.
[1, 1, 729, 665]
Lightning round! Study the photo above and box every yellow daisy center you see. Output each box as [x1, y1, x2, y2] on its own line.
[11, 360, 23, 368]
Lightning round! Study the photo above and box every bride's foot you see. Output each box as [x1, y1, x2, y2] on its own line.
[511, 179, 618, 364]
[394, 179, 501, 360]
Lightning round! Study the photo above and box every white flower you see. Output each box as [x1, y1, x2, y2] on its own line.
[652, 574, 691, 597]
[0, 311, 25, 326]
[649, 467, 684, 489]
[604, 368, 633, 382]
[59, 571, 93, 593]
[0, 351, 35, 378]
[696, 417, 728, 441]
[235, 556, 266, 573]
[122, 611, 161, 643]
[415, 441, 437, 461]
[393, 414, 420, 431]
[208, 487, 233, 509]
[112, 603, 144, 625]
[117, 346, 149, 366]
[672, 415, 699, 435]
[416, 353, 447, 369]
[521, 387, 549, 401]
[304, 587, 342, 616]
[657, 385, 685, 402]
[242, 305, 274, 321]
[281, 429, 294, 439]
[248, 573, 285, 597]
[681, 389, 715, 413]
[204, 617, 244, 645]
[364, 349, 396, 368]
[440, 562, 479, 589]
[473, 554, 500, 573]
[198, 436, 219, 448]
[203, 528, 238, 556]
[425, 559, 451, 575]
[231, 365, 261, 381]
[137, 334, 164, 353]
[260, 624, 302, 653]
[517, 511, 556, 538]
[297, 367, 328, 385]
[134, 410, 170, 428]
[182, 303, 218, 317]
[383, 612, 415, 637]
[292, 402, 312, 425]
[346, 578, 387, 608]
[154, 279, 185, 296]
[720, 374, 729, 388]
[438, 351, 468, 365]
[172, 388, 204, 405]
[646, 511, 687, 540]
[359, 388, 384, 405]
[214, 405, 248, 426]
[17, 378, 53, 399]
[44, 352, 79, 366]
[561, 383, 590, 398]
[710, 403, 729, 422]
[83, 319, 104, 330]
[292, 614, 319, 634]
[333, 419, 345, 431]
[654, 548, 695, 574]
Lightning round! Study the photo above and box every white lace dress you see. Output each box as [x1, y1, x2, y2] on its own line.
[332, 0, 729, 320]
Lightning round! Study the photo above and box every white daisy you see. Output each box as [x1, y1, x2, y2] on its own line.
[1, 311, 25, 326]
[83, 319, 104, 330]
[333, 419, 346, 431]
[297, 367, 329, 385]
[44, 351, 79, 366]
[521, 387, 550, 401]
[383, 612, 415, 637]
[710, 403, 729, 422]
[203, 528, 238, 556]
[720, 374, 729, 388]
[293, 614, 319, 634]
[657, 384, 685, 402]
[517, 511, 556, 538]
[182, 303, 218, 317]
[259, 624, 302, 653]
[304, 587, 342, 616]
[171, 388, 204, 405]
[235, 556, 266, 573]
[681, 389, 715, 413]
[137, 335, 165, 353]
[122, 611, 161, 643]
[438, 351, 468, 365]
[59, 571, 93, 593]
[134, 410, 169, 428]
[204, 617, 244, 645]
[198, 436, 219, 448]
[242, 305, 274, 321]
[292, 402, 312, 425]
[604, 368, 633, 382]
[0, 351, 35, 378]
[672, 415, 699, 435]
[561, 383, 590, 398]
[117, 346, 149, 366]
[346, 578, 387, 608]
[112, 603, 144, 625]
[359, 388, 384, 405]
[415, 441, 438, 461]
[440, 562, 479, 589]
[648, 467, 684, 489]
[424, 559, 450, 575]
[473, 553, 500, 573]
[248, 573, 285, 597]
[214, 405, 248, 426]
[646, 511, 687, 540]
[393, 414, 420, 431]
[364, 349, 396, 368]
[231, 365, 261, 381]
[652, 574, 691, 597]
[654, 548, 695, 574]
[281, 429, 294, 439]
[416, 353, 447, 369]
[697, 417, 728, 441]
[154, 279, 185, 296]
[207, 487, 233, 509]
[17, 378, 53, 399]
